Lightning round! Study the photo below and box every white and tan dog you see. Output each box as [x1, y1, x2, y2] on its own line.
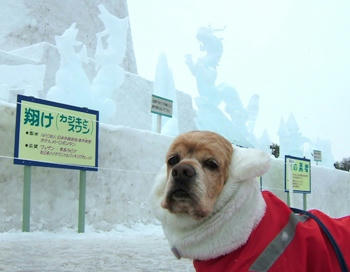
[151, 131, 350, 272]
[151, 131, 270, 260]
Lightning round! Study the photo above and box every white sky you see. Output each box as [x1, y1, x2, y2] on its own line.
[127, 0, 350, 162]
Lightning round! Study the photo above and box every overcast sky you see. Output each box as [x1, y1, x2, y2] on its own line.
[127, 0, 350, 161]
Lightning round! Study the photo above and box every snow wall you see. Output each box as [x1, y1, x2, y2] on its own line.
[0, 102, 349, 232]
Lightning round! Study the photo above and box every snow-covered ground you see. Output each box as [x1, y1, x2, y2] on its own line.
[0, 224, 194, 272]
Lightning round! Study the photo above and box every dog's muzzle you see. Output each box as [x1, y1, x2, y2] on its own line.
[168, 163, 196, 200]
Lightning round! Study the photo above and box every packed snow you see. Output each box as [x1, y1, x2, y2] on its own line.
[0, 224, 194, 272]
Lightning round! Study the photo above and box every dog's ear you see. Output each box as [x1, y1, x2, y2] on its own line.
[229, 146, 271, 181]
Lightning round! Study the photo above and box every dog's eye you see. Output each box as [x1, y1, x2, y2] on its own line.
[204, 159, 219, 170]
[168, 154, 180, 166]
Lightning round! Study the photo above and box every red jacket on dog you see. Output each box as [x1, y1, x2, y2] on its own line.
[194, 191, 350, 272]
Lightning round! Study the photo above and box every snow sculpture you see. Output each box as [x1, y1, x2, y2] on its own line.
[91, 4, 128, 122]
[278, 114, 310, 158]
[46, 23, 92, 108]
[186, 27, 222, 100]
[246, 94, 260, 135]
[279, 114, 335, 167]
[186, 27, 258, 147]
[47, 5, 129, 123]
[257, 129, 272, 154]
[153, 54, 179, 136]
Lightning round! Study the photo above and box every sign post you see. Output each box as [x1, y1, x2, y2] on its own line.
[22, 165, 32, 232]
[78, 170, 87, 233]
[303, 193, 307, 211]
[151, 94, 173, 133]
[14, 95, 99, 233]
[157, 115, 162, 133]
[259, 176, 262, 192]
[285, 155, 311, 210]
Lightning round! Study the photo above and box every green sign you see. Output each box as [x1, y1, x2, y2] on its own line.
[151, 94, 173, 118]
[284, 155, 311, 193]
[14, 95, 99, 171]
[313, 150, 322, 162]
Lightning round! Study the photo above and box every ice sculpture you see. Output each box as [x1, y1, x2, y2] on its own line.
[153, 54, 179, 136]
[186, 27, 258, 147]
[186, 26, 336, 165]
[47, 5, 128, 123]
[91, 4, 128, 122]
[257, 129, 272, 154]
[46, 23, 92, 108]
[278, 114, 310, 158]
[246, 94, 260, 135]
[278, 114, 335, 167]
[186, 27, 222, 100]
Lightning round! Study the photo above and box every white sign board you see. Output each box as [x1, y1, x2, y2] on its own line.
[313, 150, 322, 162]
[151, 94, 173, 118]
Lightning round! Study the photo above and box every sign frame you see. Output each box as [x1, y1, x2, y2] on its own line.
[313, 150, 322, 162]
[284, 155, 311, 194]
[14, 95, 99, 171]
[151, 94, 173, 118]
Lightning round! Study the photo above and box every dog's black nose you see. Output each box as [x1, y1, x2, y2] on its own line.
[172, 164, 196, 180]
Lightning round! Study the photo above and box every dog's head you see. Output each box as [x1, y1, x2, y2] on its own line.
[160, 131, 233, 219]
[158, 131, 271, 222]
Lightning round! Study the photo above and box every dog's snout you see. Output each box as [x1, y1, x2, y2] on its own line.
[172, 164, 196, 180]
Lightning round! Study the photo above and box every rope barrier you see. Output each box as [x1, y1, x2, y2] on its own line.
[2, 101, 161, 175]
[0, 154, 160, 175]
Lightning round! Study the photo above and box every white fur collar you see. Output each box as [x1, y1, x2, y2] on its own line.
[151, 146, 270, 260]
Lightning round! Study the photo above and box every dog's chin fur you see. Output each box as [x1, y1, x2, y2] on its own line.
[151, 146, 271, 260]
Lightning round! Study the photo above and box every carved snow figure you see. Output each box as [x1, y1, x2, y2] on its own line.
[47, 5, 129, 123]
[91, 4, 128, 122]
[186, 27, 257, 147]
[278, 114, 310, 158]
[47, 23, 91, 108]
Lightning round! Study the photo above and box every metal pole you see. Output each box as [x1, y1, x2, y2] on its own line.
[22, 165, 31, 232]
[78, 170, 86, 233]
[303, 193, 307, 210]
[157, 115, 162, 133]
[259, 176, 262, 192]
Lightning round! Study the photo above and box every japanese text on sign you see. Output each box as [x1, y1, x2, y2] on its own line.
[285, 156, 311, 193]
[313, 150, 322, 162]
[14, 95, 99, 171]
[23, 107, 91, 134]
[151, 94, 173, 118]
